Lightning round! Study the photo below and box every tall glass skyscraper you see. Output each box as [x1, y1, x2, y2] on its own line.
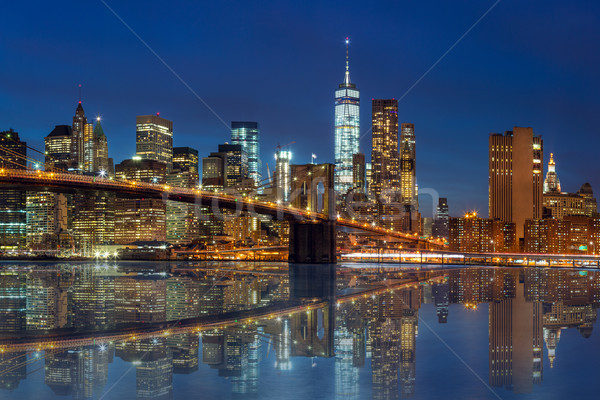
[231, 121, 261, 187]
[334, 38, 360, 194]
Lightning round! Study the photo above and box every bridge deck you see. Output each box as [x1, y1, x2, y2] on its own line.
[0, 168, 445, 248]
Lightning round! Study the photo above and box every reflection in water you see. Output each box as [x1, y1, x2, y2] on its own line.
[0, 263, 599, 399]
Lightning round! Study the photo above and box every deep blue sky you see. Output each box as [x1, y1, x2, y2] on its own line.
[1, 0, 600, 217]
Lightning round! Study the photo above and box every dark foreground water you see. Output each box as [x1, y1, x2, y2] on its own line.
[0, 261, 599, 399]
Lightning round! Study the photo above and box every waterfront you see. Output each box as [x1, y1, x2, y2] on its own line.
[0, 262, 599, 399]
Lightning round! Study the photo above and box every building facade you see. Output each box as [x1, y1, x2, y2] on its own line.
[71, 101, 87, 171]
[114, 158, 167, 244]
[352, 153, 366, 194]
[399, 123, 417, 209]
[218, 143, 249, 190]
[172, 147, 199, 178]
[370, 99, 399, 201]
[115, 158, 167, 183]
[45, 125, 72, 171]
[167, 169, 200, 245]
[0, 129, 27, 249]
[136, 114, 173, 172]
[432, 197, 449, 239]
[231, 122, 260, 187]
[274, 149, 292, 203]
[93, 118, 111, 176]
[449, 213, 516, 253]
[489, 127, 543, 242]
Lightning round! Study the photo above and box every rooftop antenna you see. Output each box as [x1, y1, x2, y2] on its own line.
[78, 84, 82, 104]
[344, 37, 350, 86]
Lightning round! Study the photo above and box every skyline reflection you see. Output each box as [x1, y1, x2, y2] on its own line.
[0, 262, 599, 399]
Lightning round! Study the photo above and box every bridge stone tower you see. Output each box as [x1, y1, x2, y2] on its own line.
[288, 163, 337, 263]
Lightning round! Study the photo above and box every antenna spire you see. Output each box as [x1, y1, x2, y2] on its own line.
[344, 37, 351, 86]
[78, 84, 82, 104]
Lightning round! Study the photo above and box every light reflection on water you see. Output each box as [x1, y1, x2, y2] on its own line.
[0, 261, 599, 399]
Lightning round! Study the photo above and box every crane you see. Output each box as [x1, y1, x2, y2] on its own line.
[276, 141, 295, 151]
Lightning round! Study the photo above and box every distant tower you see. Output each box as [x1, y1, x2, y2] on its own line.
[543, 153, 561, 193]
[274, 149, 292, 203]
[231, 122, 261, 188]
[370, 99, 399, 200]
[432, 197, 449, 238]
[400, 123, 417, 210]
[83, 120, 94, 172]
[93, 117, 110, 176]
[71, 99, 87, 171]
[334, 37, 360, 195]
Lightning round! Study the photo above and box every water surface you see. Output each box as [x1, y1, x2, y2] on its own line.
[0, 261, 599, 399]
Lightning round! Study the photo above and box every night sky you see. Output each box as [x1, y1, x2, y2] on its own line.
[1, 0, 599, 217]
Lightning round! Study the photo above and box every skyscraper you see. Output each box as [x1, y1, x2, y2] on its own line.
[172, 147, 199, 178]
[231, 121, 260, 187]
[432, 197, 449, 238]
[543, 153, 561, 194]
[83, 120, 94, 172]
[334, 37, 360, 195]
[93, 117, 111, 176]
[219, 143, 249, 189]
[489, 127, 543, 241]
[45, 125, 72, 171]
[202, 156, 225, 190]
[71, 101, 87, 171]
[0, 129, 27, 249]
[399, 123, 417, 209]
[274, 149, 292, 203]
[352, 153, 366, 194]
[370, 99, 399, 200]
[136, 114, 173, 172]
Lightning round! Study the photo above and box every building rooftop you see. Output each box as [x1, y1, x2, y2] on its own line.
[47, 125, 72, 138]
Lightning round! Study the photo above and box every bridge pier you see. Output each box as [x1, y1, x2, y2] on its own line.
[288, 220, 336, 264]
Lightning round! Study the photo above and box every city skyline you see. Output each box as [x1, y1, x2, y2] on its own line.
[2, 1, 599, 216]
